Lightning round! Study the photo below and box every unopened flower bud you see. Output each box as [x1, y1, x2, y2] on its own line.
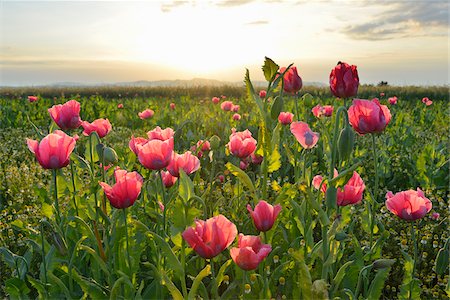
[103, 147, 118, 164]
[373, 258, 396, 269]
[209, 135, 221, 150]
[338, 125, 354, 162]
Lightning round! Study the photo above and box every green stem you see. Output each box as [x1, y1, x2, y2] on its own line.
[122, 209, 132, 276]
[180, 205, 188, 297]
[159, 171, 167, 234]
[321, 223, 329, 281]
[70, 162, 79, 217]
[294, 94, 300, 121]
[40, 222, 48, 286]
[369, 134, 378, 259]
[101, 149, 107, 214]
[355, 264, 372, 298]
[411, 222, 417, 278]
[52, 169, 61, 224]
[210, 258, 220, 299]
[89, 134, 100, 223]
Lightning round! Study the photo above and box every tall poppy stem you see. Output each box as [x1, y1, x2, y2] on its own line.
[52, 169, 61, 224]
[180, 204, 188, 297]
[122, 208, 132, 276]
[70, 162, 79, 217]
[369, 134, 378, 260]
[40, 221, 48, 287]
[410, 221, 417, 277]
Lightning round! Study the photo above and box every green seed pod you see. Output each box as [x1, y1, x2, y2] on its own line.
[373, 258, 396, 269]
[325, 186, 337, 210]
[335, 231, 348, 241]
[271, 95, 284, 120]
[209, 135, 221, 150]
[96, 143, 105, 160]
[103, 147, 118, 164]
[338, 125, 354, 162]
[435, 248, 449, 276]
[51, 231, 68, 256]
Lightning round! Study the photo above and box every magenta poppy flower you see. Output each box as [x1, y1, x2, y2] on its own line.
[138, 109, 154, 119]
[81, 118, 112, 138]
[182, 215, 237, 259]
[147, 126, 174, 141]
[348, 99, 391, 135]
[27, 130, 77, 169]
[48, 100, 82, 130]
[290, 121, 319, 149]
[167, 151, 200, 177]
[280, 66, 302, 94]
[247, 200, 282, 232]
[136, 138, 174, 170]
[385, 188, 432, 221]
[278, 112, 294, 125]
[329, 61, 359, 98]
[99, 168, 143, 209]
[221, 101, 234, 111]
[228, 129, 257, 159]
[230, 234, 272, 271]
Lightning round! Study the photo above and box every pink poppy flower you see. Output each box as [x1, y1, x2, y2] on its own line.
[290, 121, 319, 149]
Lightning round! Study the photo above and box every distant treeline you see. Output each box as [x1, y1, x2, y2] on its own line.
[0, 85, 448, 102]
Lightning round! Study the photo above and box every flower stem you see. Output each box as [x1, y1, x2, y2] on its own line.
[89, 134, 100, 223]
[52, 169, 61, 224]
[410, 221, 417, 277]
[369, 134, 378, 259]
[70, 163, 79, 217]
[180, 204, 188, 297]
[122, 209, 132, 276]
[158, 171, 167, 234]
[40, 221, 48, 286]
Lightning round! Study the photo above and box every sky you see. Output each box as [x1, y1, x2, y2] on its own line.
[0, 0, 448, 86]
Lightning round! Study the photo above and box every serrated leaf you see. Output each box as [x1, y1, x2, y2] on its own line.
[245, 69, 265, 118]
[225, 162, 257, 200]
[367, 267, 392, 300]
[268, 147, 281, 173]
[262, 56, 279, 82]
[188, 264, 211, 300]
[332, 260, 354, 295]
[42, 202, 53, 219]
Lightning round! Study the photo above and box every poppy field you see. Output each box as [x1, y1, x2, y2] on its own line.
[0, 57, 448, 299]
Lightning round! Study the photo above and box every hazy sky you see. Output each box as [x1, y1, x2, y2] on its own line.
[0, 0, 448, 86]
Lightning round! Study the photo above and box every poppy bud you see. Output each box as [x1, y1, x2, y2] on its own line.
[210, 135, 221, 150]
[103, 147, 119, 164]
[326, 186, 337, 210]
[373, 258, 396, 269]
[338, 125, 354, 162]
[435, 248, 449, 275]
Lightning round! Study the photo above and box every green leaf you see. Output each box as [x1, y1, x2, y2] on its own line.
[332, 260, 354, 295]
[134, 220, 184, 280]
[27, 276, 47, 300]
[71, 269, 107, 300]
[78, 245, 110, 277]
[48, 272, 72, 299]
[245, 69, 264, 118]
[179, 169, 194, 203]
[435, 248, 449, 276]
[0, 247, 16, 269]
[216, 259, 232, 286]
[399, 251, 421, 300]
[110, 275, 135, 300]
[262, 56, 279, 82]
[41, 203, 53, 219]
[367, 267, 392, 300]
[5, 277, 30, 298]
[161, 272, 183, 300]
[225, 162, 257, 200]
[297, 260, 313, 300]
[270, 96, 284, 120]
[188, 264, 211, 300]
[267, 147, 281, 173]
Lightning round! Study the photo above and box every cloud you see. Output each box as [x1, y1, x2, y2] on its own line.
[216, 0, 255, 7]
[343, 1, 448, 40]
[161, 1, 189, 13]
[245, 20, 269, 25]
